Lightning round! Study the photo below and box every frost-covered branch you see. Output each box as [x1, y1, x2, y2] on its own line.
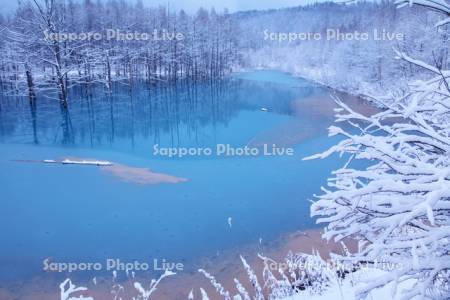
[305, 1, 450, 298]
[60, 279, 93, 300]
[133, 269, 176, 300]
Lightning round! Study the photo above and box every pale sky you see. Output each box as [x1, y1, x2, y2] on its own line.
[0, 0, 318, 15]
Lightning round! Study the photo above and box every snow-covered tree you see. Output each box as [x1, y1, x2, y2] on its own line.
[1, 0, 240, 105]
[305, 0, 450, 298]
[237, 0, 447, 96]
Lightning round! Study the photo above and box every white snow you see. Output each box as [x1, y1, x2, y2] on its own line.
[283, 269, 417, 300]
[60, 159, 113, 166]
[43, 159, 113, 166]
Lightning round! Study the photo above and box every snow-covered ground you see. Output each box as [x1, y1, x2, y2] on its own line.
[284, 269, 416, 300]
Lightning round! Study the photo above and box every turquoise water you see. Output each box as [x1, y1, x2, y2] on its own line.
[0, 70, 349, 282]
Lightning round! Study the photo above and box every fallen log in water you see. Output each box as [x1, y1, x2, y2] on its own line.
[12, 158, 187, 184]
[12, 159, 113, 166]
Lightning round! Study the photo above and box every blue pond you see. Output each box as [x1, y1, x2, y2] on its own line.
[0, 70, 365, 282]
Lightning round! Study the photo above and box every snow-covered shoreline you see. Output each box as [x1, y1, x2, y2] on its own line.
[235, 65, 388, 109]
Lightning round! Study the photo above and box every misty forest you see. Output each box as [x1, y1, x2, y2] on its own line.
[0, 0, 449, 299]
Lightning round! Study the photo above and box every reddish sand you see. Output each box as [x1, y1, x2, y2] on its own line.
[0, 229, 356, 300]
[247, 90, 380, 148]
[59, 156, 188, 185]
[100, 163, 188, 185]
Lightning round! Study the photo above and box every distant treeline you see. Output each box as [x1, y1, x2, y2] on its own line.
[1, 0, 448, 107]
[234, 1, 449, 95]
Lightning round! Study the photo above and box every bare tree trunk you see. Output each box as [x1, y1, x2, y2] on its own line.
[25, 63, 36, 103]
